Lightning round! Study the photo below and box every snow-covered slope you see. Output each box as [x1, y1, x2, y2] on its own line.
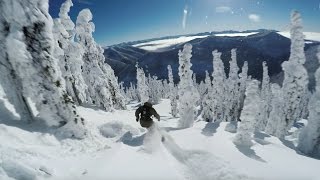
[132, 35, 208, 51]
[277, 31, 320, 42]
[131, 31, 319, 52]
[214, 32, 259, 37]
[1, 99, 320, 180]
[131, 32, 259, 51]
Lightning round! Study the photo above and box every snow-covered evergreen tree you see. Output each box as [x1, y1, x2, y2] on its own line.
[202, 71, 214, 122]
[201, 71, 212, 99]
[225, 49, 240, 132]
[0, 0, 86, 138]
[299, 91, 311, 119]
[192, 73, 197, 89]
[265, 84, 285, 137]
[168, 65, 178, 117]
[280, 11, 308, 135]
[76, 9, 125, 110]
[125, 82, 138, 101]
[146, 74, 161, 104]
[211, 50, 227, 122]
[234, 80, 261, 146]
[225, 49, 240, 122]
[236, 61, 249, 120]
[99, 61, 126, 110]
[53, 0, 87, 105]
[177, 44, 200, 128]
[256, 61, 272, 131]
[136, 64, 149, 104]
[297, 48, 320, 158]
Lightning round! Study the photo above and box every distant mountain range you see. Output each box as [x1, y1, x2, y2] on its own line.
[103, 30, 320, 89]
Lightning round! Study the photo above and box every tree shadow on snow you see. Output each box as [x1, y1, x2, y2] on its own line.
[293, 121, 305, 129]
[117, 131, 146, 147]
[201, 122, 220, 137]
[277, 138, 320, 160]
[253, 131, 272, 145]
[235, 144, 267, 163]
[163, 126, 185, 132]
[0, 100, 54, 135]
[279, 138, 296, 151]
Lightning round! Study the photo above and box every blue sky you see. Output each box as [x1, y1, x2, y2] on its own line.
[49, 0, 320, 46]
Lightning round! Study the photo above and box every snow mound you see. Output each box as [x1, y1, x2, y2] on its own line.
[99, 121, 142, 138]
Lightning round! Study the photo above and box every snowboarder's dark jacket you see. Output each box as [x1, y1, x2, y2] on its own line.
[135, 102, 160, 128]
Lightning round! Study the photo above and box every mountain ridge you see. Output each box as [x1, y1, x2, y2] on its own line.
[104, 30, 320, 88]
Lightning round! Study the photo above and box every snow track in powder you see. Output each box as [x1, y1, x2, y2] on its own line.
[158, 128, 254, 180]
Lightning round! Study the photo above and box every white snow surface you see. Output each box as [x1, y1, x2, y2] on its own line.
[277, 31, 320, 42]
[132, 31, 320, 52]
[214, 32, 259, 37]
[1, 99, 320, 180]
[132, 35, 208, 51]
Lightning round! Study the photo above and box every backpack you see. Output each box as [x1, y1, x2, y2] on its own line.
[140, 105, 152, 121]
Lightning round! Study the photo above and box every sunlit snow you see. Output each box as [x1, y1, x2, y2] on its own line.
[214, 32, 259, 37]
[277, 31, 320, 42]
[1, 99, 320, 179]
[132, 35, 208, 51]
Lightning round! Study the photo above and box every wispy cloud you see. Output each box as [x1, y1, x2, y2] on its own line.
[182, 6, 188, 29]
[215, 6, 232, 13]
[248, 14, 261, 22]
[77, 0, 92, 5]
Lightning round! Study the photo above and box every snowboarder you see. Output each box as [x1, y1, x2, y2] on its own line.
[135, 102, 160, 128]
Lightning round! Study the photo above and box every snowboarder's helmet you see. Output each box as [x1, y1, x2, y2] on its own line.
[144, 102, 152, 107]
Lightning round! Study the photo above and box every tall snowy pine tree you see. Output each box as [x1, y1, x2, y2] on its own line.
[280, 11, 308, 137]
[53, 0, 87, 105]
[168, 65, 178, 117]
[234, 80, 261, 146]
[211, 50, 227, 122]
[177, 44, 200, 128]
[76, 9, 125, 111]
[298, 48, 320, 158]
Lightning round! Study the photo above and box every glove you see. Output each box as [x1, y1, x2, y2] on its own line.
[136, 117, 139, 122]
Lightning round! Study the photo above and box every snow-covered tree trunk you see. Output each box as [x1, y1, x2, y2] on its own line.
[256, 61, 272, 131]
[0, 0, 86, 138]
[280, 11, 308, 135]
[168, 65, 178, 117]
[177, 44, 200, 128]
[297, 48, 320, 158]
[211, 50, 226, 122]
[234, 80, 261, 146]
[0, 7, 35, 122]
